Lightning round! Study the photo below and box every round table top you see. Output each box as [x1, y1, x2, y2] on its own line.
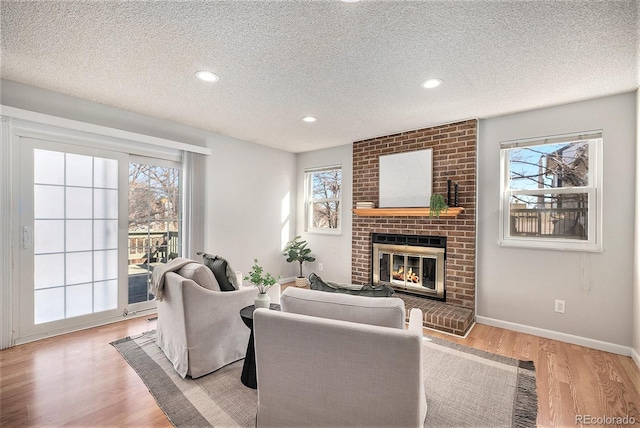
[240, 304, 281, 327]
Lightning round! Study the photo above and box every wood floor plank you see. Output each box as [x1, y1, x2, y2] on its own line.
[1, 310, 639, 427]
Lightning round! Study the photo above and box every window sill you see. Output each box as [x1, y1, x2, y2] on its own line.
[352, 207, 465, 218]
[307, 228, 342, 236]
[498, 238, 601, 252]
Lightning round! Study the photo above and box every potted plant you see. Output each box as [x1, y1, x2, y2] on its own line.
[283, 236, 316, 287]
[244, 259, 279, 308]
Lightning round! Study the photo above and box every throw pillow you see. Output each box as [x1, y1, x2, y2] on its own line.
[309, 272, 333, 292]
[178, 262, 221, 292]
[309, 273, 395, 297]
[197, 252, 238, 291]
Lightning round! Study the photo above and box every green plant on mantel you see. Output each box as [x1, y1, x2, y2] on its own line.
[429, 194, 448, 218]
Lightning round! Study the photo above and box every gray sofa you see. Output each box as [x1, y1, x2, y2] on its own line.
[155, 261, 280, 378]
[253, 287, 426, 427]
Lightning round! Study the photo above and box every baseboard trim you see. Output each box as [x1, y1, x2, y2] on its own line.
[631, 347, 640, 369]
[476, 315, 633, 356]
[279, 276, 296, 285]
[13, 311, 154, 347]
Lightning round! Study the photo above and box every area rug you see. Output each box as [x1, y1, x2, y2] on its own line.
[111, 331, 537, 428]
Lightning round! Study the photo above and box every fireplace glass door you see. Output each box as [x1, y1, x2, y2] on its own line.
[373, 243, 445, 300]
[389, 254, 422, 286]
[422, 257, 437, 290]
[379, 253, 390, 282]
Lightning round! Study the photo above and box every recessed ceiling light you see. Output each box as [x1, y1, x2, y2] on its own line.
[195, 71, 219, 82]
[421, 78, 443, 89]
[302, 116, 317, 123]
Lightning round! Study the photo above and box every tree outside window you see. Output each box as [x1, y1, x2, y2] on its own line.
[128, 162, 181, 303]
[306, 167, 341, 233]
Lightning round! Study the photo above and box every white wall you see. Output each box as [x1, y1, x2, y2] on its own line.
[478, 92, 636, 349]
[296, 144, 353, 283]
[634, 89, 640, 366]
[204, 134, 297, 283]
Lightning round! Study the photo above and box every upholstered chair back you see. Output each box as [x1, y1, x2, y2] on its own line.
[280, 286, 406, 329]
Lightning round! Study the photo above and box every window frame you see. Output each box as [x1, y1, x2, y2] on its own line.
[498, 131, 603, 252]
[305, 165, 342, 235]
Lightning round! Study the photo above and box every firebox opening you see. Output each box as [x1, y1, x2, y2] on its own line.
[372, 233, 446, 301]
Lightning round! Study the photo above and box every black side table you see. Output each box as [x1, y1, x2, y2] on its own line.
[240, 303, 280, 389]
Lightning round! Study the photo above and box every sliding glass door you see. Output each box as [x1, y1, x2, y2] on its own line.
[18, 140, 182, 339]
[19, 138, 128, 337]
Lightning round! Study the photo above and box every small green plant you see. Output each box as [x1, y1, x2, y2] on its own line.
[283, 236, 316, 278]
[244, 259, 279, 294]
[429, 194, 448, 218]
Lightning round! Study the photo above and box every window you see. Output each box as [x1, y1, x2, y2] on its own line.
[305, 166, 342, 233]
[499, 131, 602, 251]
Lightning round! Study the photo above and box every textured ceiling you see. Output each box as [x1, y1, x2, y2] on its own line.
[1, 1, 638, 153]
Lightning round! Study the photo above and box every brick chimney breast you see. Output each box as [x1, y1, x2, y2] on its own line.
[351, 119, 477, 309]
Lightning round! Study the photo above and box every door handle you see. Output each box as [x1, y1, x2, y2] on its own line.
[23, 226, 33, 249]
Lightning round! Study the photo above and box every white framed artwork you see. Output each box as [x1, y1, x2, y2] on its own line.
[379, 149, 432, 208]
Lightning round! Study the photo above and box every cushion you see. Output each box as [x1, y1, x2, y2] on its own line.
[309, 273, 395, 297]
[198, 252, 238, 291]
[178, 262, 220, 292]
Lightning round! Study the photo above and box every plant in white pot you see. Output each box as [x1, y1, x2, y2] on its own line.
[283, 236, 316, 287]
[244, 259, 279, 309]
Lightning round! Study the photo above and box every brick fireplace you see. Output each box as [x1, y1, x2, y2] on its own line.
[352, 119, 477, 335]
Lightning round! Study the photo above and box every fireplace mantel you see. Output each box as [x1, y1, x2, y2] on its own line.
[352, 207, 465, 218]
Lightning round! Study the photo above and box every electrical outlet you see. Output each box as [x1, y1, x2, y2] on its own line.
[318, 263, 324, 271]
[554, 299, 565, 314]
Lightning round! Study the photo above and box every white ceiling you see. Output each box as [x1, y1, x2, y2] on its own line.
[1, 1, 638, 153]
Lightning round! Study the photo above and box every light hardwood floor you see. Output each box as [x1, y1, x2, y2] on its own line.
[1, 314, 639, 427]
[426, 325, 640, 427]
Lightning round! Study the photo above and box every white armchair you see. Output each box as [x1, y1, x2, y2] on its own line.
[253, 287, 426, 427]
[155, 262, 280, 378]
